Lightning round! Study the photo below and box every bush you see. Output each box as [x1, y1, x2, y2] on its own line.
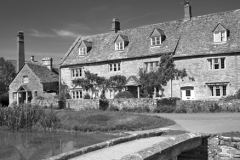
[0, 93, 9, 107]
[114, 91, 134, 99]
[84, 93, 91, 99]
[35, 95, 44, 100]
[99, 99, 109, 111]
[122, 105, 151, 113]
[154, 97, 180, 113]
[108, 104, 119, 111]
[221, 89, 240, 101]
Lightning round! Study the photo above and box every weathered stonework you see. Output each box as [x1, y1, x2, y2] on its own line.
[66, 99, 99, 110]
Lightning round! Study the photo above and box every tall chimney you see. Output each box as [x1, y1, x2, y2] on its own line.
[184, 1, 192, 21]
[42, 57, 53, 71]
[111, 18, 120, 33]
[17, 31, 25, 72]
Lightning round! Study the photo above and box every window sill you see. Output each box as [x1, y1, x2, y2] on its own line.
[150, 45, 161, 48]
[213, 41, 227, 45]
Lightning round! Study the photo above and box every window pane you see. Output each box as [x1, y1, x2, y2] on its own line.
[156, 37, 160, 45]
[80, 91, 82, 98]
[214, 64, 219, 69]
[186, 90, 191, 96]
[216, 87, 220, 96]
[223, 86, 226, 96]
[210, 86, 214, 96]
[118, 63, 121, 71]
[109, 64, 112, 71]
[221, 58, 225, 69]
[114, 64, 117, 71]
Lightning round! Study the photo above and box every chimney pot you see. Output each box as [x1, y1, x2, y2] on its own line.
[111, 18, 120, 33]
[30, 56, 35, 62]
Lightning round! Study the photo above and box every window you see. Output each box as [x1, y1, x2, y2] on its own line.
[151, 37, 161, 46]
[115, 42, 124, 51]
[79, 47, 87, 55]
[209, 85, 227, 97]
[208, 58, 225, 70]
[109, 62, 121, 72]
[72, 90, 83, 99]
[186, 90, 191, 97]
[22, 76, 29, 84]
[214, 31, 227, 43]
[71, 68, 83, 78]
[144, 61, 159, 72]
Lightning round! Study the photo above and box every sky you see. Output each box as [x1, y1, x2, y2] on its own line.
[1, 0, 240, 64]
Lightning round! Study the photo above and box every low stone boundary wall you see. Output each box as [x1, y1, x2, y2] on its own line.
[208, 135, 240, 159]
[32, 98, 59, 108]
[44, 129, 166, 160]
[66, 99, 99, 110]
[109, 98, 156, 111]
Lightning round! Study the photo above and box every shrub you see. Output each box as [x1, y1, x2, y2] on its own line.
[99, 99, 109, 111]
[114, 91, 134, 99]
[35, 95, 44, 100]
[84, 93, 91, 99]
[154, 97, 179, 113]
[0, 93, 9, 107]
[108, 104, 119, 111]
[122, 105, 151, 113]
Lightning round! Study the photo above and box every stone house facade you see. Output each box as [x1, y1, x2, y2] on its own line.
[9, 61, 59, 104]
[60, 2, 240, 100]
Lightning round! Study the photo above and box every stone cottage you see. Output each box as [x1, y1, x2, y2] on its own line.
[9, 32, 59, 105]
[60, 2, 240, 100]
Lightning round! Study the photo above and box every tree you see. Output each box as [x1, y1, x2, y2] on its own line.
[139, 54, 187, 97]
[108, 75, 126, 92]
[0, 57, 16, 95]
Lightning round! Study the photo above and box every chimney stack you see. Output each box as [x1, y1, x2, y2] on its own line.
[30, 56, 35, 62]
[17, 31, 25, 72]
[111, 18, 120, 33]
[42, 57, 53, 70]
[184, 1, 192, 21]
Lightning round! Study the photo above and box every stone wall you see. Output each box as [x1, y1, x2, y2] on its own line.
[109, 98, 156, 111]
[32, 97, 59, 108]
[66, 99, 99, 110]
[208, 136, 240, 159]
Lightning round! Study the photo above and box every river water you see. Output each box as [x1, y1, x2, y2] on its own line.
[0, 130, 120, 160]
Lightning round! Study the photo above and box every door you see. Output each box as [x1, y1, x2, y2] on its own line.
[181, 86, 194, 100]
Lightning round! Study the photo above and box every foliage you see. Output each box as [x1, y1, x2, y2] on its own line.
[108, 75, 126, 91]
[154, 97, 180, 113]
[220, 89, 240, 101]
[0, 93, 9, 107]
[0, 57, 16, 95]
[114, 91, 134, 99]
[99, 99, 109, 111]
[55, 110, 175, 132]
[84, 93, 91, 99]
[139, 54, 187, 97]
[72, 71, 127, 99]
[121, 105, 151, 113]
[58, 83, 70, 101]
[0, 104, 60, 131]
[35, 95, 45, 100]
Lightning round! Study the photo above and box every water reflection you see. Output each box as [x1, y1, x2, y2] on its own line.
[0, 130, 119, 160]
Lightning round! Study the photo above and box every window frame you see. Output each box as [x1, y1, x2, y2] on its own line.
[22, 76, 29, 84]
[71, 68, 83, 78]
[208, 57, 226, 70]
[109, 62, 121, 72]
[144, 61, 159, 73]
[209, 85, 227, 97]
[71, 90, 83, 99]
[151, 36, 161, 46]
[79, 47, 87, 55]
[115, 42, 125, 51]
[213, 31, 227, 43]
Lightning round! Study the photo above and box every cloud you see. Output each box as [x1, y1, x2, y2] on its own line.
[30, 29, 55, 38]
[53, 29, 80, 38]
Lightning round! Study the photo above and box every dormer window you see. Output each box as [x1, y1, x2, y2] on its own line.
[214, 31, 227, 43]
[115, 42, 124, 50]
[213, 24, 228, 44]
[114, 34, 129, 51]
[149, 28, 165, 47]
[78, 40, 92, 56]
[79, 47, 87, 55]
[151, 37, 161, 46]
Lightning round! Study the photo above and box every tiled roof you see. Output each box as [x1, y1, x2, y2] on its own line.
[125, 76, 141, 86]
[61, 9, 240, 66]
[26, 62, 59, 83]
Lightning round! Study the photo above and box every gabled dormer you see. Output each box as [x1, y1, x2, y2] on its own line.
[114, 34, 129, 51]
[149, 28, 165, 47]
[79, 40, 92, 56]
[213, 24, 228, 44]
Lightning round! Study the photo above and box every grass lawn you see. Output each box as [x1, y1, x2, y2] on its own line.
[55, 110, 175, 132]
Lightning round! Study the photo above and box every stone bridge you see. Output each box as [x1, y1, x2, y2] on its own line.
[46, 130, 240, 160]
